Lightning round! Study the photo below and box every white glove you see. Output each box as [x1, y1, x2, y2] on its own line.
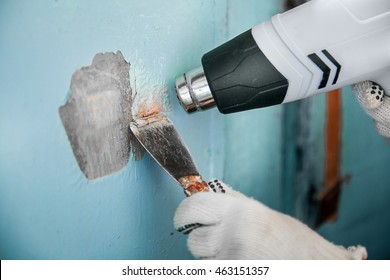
[174, 180, 367, 260]
[353, 81, 390, 141]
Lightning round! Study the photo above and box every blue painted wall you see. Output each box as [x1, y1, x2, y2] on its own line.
[0, 0, 284, 259]
[1, 0, 389, 260]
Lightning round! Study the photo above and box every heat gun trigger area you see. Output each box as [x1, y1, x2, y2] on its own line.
[178, 175, 209, 197]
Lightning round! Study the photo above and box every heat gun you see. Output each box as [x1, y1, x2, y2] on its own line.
[175, 0, 390, 114]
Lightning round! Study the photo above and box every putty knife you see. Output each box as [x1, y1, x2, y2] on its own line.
[130, 115, 208, 196]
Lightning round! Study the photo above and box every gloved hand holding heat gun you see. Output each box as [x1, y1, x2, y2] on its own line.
[174, 179, 367, 260]
[353, 81, 390, 142]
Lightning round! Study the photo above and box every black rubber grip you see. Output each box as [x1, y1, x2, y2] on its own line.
[202, 30, 289, 114]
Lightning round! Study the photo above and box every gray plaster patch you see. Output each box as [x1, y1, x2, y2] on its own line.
[59, 51, 144, 180]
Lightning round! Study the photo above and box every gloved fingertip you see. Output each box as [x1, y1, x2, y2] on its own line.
[207, 180, 217, 192]
[177, 223, 203, 234]
[207, 179, 228, 194]
[353, 81, 385, 110]
[365, 82, 385, 109]
[352, 81, 372, 99]
[348, 245, 368, 260]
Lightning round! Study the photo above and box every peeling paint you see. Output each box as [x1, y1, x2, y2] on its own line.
[59, 51, 144, 180]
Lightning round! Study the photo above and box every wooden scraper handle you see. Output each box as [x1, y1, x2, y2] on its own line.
[178, 175, 209, 197]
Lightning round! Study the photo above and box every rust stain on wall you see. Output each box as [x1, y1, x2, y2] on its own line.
[317, 89, 344, 226]
[326, 90, 342, 191]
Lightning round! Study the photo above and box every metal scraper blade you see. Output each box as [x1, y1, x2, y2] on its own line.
[129, 116, 208, 196]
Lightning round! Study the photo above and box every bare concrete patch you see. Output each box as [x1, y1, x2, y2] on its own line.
[59, 51, 144, 180]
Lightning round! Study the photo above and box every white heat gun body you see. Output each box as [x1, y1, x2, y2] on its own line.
[175, 0, 390, 114]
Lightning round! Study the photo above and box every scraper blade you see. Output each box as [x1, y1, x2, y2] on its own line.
[130, 116, 208, 196]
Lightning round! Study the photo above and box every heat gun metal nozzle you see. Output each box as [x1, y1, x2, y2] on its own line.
[175, 67, 216, 113]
